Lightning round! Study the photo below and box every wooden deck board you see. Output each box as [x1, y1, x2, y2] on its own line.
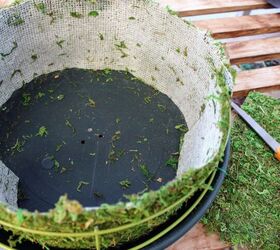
[159, 0, 271, 17]
[226, 37, 280, 64]
[234, 65, 280, 96]
[168, 224, 230, 250]
[194, 13, 280, 39]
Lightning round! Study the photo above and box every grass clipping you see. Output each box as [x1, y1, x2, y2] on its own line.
[203, 92, 280, 249]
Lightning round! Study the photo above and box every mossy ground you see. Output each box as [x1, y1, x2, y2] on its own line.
[203, 92, 280, 250]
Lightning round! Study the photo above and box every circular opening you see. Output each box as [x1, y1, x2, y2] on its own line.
[0, 69, 186, 211]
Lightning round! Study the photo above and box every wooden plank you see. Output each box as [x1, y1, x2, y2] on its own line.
[0, 1, 15, 8]
[194, 13, 280, 39]
[226, 37, 280, 64]
[168, 224, 230, 250]
[159, 0, 271, 17]
[233, 65, 280, 97]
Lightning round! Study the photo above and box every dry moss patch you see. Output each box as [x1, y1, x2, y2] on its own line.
[203, 92, 280, 250]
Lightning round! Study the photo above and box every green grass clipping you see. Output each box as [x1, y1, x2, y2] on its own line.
[203, 92, 280, 250]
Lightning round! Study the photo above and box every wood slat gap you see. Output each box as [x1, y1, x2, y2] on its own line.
[160, 0, 272, 17]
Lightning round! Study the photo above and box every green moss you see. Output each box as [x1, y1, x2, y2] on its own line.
[115, 41, 128, 58]
[0, 42, 17, 59]
[203, 92, 280, 250]
[88, 10, 99, 17]
[175, 124, 188, 133]
[12, 0, 22, 5]
[0, 165, 215, 249]
[108, 148, 125, 163]
[183, 47, 188, 57]
[31, 54, 38, 61]
[55, 143, 63, 152]
[86, 97, 96, 108]
[115, 41, 127, 49]
[7, 14, 25, 26]
[85, 0, 97, 4]
[200, 103, 206, 116]
[157, 104, 166, 112]
[183, 19, 195, 28]
[34, 2, 47, 14]
[36, 126, 48, 137]
[140, 164, 153, 181]
[103, 68, 111, 75]
[144, 96, 152, 104]
[98, 33, 104, 40]
[166, 155, 178, 171]
[11, 139, 25, 154]
[65, 119, 76, 134]
[76, 181, 90, 193]
[111, 131, 121, 143]
[56, 94, 64, 101]
[165, 5, 178, 16]
[70, 12, 83, 18]
[22, 93, 31, 106]
[54, 159, 60, 171]
[119, 180, 131, 189]
[35, 92, 45, 99]
[56, 40, 65, 49]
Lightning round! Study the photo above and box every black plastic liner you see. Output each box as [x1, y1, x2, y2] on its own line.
[0, 69, 185, 211]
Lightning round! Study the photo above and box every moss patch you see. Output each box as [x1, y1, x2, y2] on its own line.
[203, 92, 280, 250]
[0, 166, 214, 249]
